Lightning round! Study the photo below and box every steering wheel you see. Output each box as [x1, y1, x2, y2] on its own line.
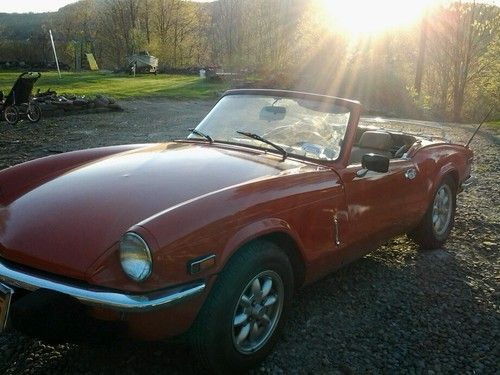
[263, 124, 329, 144]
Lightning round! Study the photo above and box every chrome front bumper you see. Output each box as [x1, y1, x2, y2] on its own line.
[460, 175, 476, 192]
[0, 259, 205, 312]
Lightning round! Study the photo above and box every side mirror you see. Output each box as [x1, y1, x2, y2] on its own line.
[362, 153, 390, 173]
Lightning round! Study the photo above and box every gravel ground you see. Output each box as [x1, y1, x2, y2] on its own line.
[0, 99, 498, 374]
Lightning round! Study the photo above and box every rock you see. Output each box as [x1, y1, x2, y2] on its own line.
[482, 241, 496, 247]
[73, 99, 89, 107]
[94, 95, 111, 107]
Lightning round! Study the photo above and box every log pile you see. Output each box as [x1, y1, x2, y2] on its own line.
[33, 90, 122, 116]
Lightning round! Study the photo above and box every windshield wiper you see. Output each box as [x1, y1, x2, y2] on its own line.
[188, 128, 213, 144]
[236, 131, 288, 161]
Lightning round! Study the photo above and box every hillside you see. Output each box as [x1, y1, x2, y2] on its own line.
[0, 12, 52, 40]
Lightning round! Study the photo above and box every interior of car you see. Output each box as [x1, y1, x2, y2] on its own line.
[348, 127, 417, 165]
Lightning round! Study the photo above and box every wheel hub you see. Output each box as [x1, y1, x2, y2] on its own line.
[251, 304, 266, 320]
[432, 184, 452, 236]
[232, 270, 284, 354]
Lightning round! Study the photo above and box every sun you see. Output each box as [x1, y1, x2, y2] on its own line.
[319, 0, 435, 36]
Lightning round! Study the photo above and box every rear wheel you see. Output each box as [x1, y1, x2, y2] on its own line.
[190, 240, 293, 373]
[4, 106, 19, 125]
[410, 176, 456, 250]
[27, 102, 42, 123]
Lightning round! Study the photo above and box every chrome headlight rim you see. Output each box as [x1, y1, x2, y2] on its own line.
[119, 231, 153, 282]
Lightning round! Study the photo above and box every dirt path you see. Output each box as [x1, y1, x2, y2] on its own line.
[0, 98, 215, 170]
[0, 99, 498, 374]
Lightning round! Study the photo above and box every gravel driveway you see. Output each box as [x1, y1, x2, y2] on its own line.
[0, 99, 498, 374]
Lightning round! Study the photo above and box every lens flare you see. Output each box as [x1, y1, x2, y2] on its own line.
[320, 0, 435, 36]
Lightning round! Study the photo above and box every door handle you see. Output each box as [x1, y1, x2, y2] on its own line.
[333, 217, 341, 246]
[405, 168, 417, 180]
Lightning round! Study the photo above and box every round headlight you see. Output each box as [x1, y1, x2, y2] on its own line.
[119, 232, 152, 282]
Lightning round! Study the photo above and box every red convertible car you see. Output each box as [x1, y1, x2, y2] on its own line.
[0, 90, 474, 372]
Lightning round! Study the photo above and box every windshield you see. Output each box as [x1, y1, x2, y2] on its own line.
[190, 94, 351, 161]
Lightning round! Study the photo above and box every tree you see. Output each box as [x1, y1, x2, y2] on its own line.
[426, 2, 499, 121]
[414, 10, 429, 96]
[3, 0, 496, 122]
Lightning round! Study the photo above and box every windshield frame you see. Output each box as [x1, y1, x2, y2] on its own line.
[188, 89, 361, 165]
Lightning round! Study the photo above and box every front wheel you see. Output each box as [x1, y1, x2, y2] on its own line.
[410, 176, 456, 250]
[4, 106, 19, 125]
[27, 102, 42, 123]
[190, 240, 293, 373]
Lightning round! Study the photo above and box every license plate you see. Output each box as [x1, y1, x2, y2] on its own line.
[0, 282, 14, 333]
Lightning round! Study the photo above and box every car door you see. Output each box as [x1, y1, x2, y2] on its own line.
[337, 158, 427, 261]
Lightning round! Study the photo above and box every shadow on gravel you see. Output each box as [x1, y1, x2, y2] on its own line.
[263, 237, 498, 374]
[0, 238, 497, 374]
[0, 334, 198, 375]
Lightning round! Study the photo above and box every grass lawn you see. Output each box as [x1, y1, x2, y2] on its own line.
[485, 120, 500, 134]
[0, 71, 228, 100]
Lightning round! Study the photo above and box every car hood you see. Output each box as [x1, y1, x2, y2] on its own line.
[0, 142, 308, 280]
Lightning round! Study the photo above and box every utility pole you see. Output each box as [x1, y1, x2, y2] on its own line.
[49, 29, 62, 78]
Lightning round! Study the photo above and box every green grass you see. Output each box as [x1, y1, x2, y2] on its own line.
[485, 120, 500, 134]
[484, 120, 500, 134]
[0, 71, 228, 100]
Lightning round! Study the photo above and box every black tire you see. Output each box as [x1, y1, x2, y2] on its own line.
[27, 102, 42, 123]
[190, 240, 294, 374]
[4, 106, 19, 125]
[410, 176, 457, 250]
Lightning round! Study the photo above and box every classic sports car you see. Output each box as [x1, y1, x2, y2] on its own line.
[0, 90, 474, 372]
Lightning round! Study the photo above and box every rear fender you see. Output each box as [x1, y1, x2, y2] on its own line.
[432, 148, 470, 196]
[414, 144, 471, 202]
[436, 164, 459, 189]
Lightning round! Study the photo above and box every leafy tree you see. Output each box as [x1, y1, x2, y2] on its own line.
[2, 0, 497, 122]
[424, 2, 499, 121]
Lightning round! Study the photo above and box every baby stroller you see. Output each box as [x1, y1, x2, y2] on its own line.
[0, 72, 42, 125]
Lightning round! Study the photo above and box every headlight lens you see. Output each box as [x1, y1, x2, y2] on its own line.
[119, 232, 152, 282]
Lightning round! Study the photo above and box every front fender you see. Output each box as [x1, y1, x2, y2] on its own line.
[219, 218, 306, 270]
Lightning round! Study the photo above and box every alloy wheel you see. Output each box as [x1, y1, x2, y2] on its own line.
[232, 270, 284, 354]
[432, 184, 453, 236]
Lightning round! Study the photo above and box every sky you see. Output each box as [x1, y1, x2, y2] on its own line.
[1, 0, 79, 13]
[0, 0, 496, 14]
